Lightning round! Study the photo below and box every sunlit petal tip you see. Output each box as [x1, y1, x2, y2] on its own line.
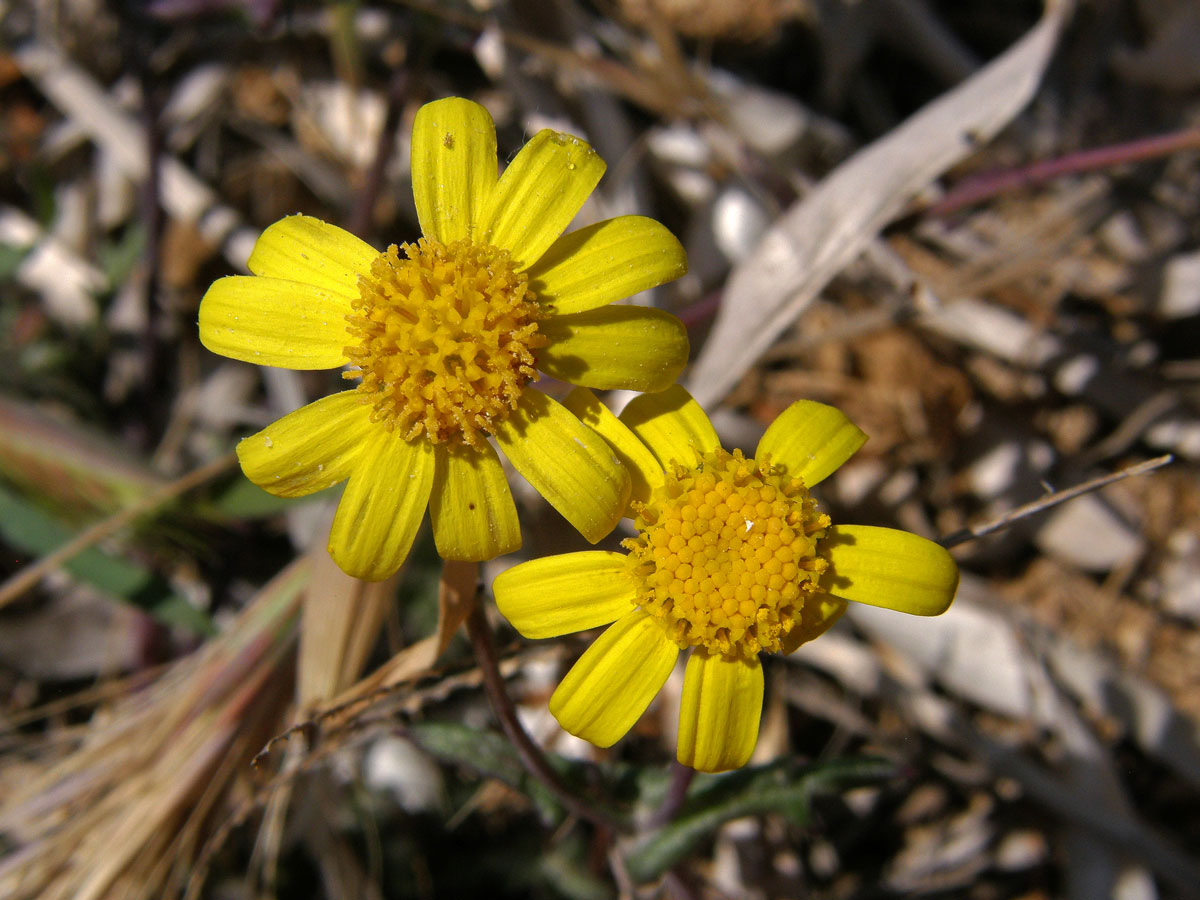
[677, 651, 764, 773]
[618, 384, 721, 470]
[819, 524, 959, 617]
[549, 612, 678, 748]
[246, 215, 378, 296]
[756, 399, 867, 488]
[480, 128, 606, 270]
[528, 215, 688, 316]
[235, 391, 371, 498]
[493, 551, 637, 639]
[411, 97, 498, 244]
[537, 305, 690, 393]
[494, 389, 630, 544]
[198, 275, 352, 370]
[429, 442, 521, 562]
[327, 431, 436, 581]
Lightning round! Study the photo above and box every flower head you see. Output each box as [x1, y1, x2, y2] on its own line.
[198, 98, 689, 580]
[493, 386, 959, 772]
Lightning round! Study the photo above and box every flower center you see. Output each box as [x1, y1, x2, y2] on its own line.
[623, 448, 831, 661]
[344, 238, 547, 448]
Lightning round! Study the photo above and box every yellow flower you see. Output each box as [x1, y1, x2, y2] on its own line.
[198, 98, 690, 580]
[493, 386, 959, 772]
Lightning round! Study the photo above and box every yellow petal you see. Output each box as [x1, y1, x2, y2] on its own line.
[327, 430, 435, 581]
[757, 400, 867, 487]
[236, 391, 371, 497]
[780, 593, 848, 654]
[410, 97, 498, 244]
[819, 525, 959, 616]
[493, 388, 630, 543]
[198, 275, 350, 369]
[562, 388, 664, 510]
[677, 651, 763, 773]
[429, 441, 520, 562]
[479, 129, 605, 270]
[246, 215, 377, 297]
[549, 611, 678, 748]
[493, 551, 637, 639]
[527, 215, 688, 315]
[537, 305, 689, 393]
[618, 385, 720, 470]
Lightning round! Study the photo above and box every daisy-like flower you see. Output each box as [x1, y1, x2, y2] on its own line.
[493, 386, 959, 772]
[198, 98, 689, 580]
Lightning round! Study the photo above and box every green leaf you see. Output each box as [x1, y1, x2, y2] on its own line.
[408, 721, 569, 823]
[0, 243, 30, 281]
[203, 475, 300, 519]
[624, 756, 894, 882]
[406, 721, 631, 829]
[534, 844, 614, 900]
[0, 482, 214, 634]
[96, 223, 146, 285]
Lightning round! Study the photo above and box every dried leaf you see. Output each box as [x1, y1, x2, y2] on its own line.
[296, 544, 396, 710]
[317, 559, 479, 715]
[686, 1, 1074, 405]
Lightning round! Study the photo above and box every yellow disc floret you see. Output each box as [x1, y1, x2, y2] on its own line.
[624, 448, 831, 661]
[344, 237, 547, 448]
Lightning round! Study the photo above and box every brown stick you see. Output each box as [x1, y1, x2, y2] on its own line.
[940, 454, 1173, 548]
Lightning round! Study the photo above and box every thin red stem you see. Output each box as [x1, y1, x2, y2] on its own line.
[648, 760, 696, 829]
[464, 600, 621, 831]
[930, 128, 1200, 217]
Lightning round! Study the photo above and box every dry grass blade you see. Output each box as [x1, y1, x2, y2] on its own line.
[686, 0, 1074, 406]
[0, 560, 307, 900]
[312, 556, 477, 717]
[941, 454, 1174, 547]
[0, 394, 166, 518]
[249, 554, 479, 769]
[260, 544, 396, 893]
[245, 559, 490, 779]
[297, 542, 397, 711]
[0, 452, 236, 610]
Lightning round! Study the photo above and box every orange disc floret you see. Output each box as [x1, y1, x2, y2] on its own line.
[623, 448, 831, 660]
[344, 237, 548, 448]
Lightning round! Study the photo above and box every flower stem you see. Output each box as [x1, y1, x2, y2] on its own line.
[463, 591, 620, 831]
[929, 127, 1200, 217]
[648, 759, 696, 829]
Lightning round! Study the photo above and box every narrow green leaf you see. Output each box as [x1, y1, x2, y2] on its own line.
[535, 845, 614, 900]
[203, 476, 301, 519]
[625, 756, 894, 882]
[0, 243, 30, 281]
[0, 483, 214, 634]
[96, 223, 146, 284]
[408, 721, 633, 828]
[407, 721, 566, 824]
